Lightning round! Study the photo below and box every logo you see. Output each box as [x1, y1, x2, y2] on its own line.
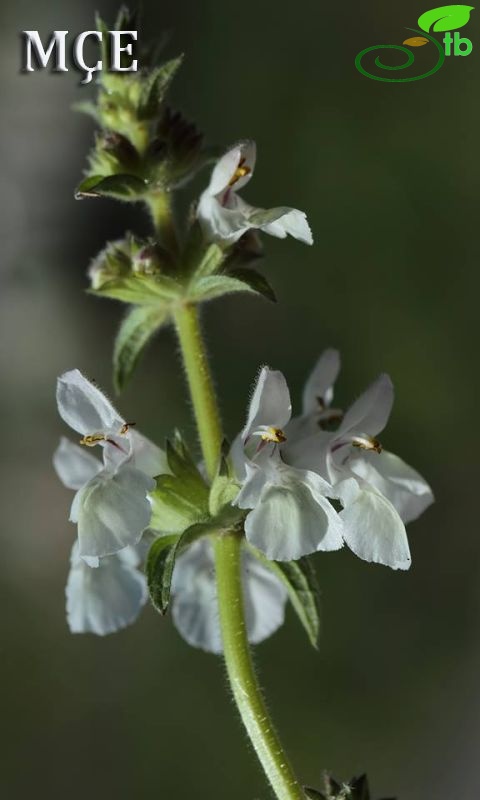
[355, 4, 474, 82]
[21, 30, 138, 85]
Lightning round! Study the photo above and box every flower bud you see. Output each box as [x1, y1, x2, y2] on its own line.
[88, 238, 132, 289]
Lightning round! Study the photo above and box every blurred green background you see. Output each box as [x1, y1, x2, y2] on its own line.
[1, 0, 478, 797]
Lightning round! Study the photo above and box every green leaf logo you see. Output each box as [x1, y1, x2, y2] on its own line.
[418, 4, 474, 32]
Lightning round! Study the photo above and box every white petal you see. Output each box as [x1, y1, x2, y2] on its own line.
[76, 465, 155, 558]
[117, 544, 142, 568]
[235, 459, 270, 509]
[171, 538, 223, 654]
[66, 543, 147, 635]
[339, 485, 411, 570]
[283, 430, 332, 480]
[171, 538, 286, 654]
[56, 369, 124, 436]
[197, 192, 250, 244]
[208, 141, 256, 196]
[339, 374, 394, 438]
[302, 349, 341, 415]
[260, 208, 313, 245]
[53, 437, 102, 490]
[243, 367, 292, 439]
[130, 429, 169, 477]
[244, 464, 343, 561]
[82, 555, 100, 568]
[233, 198, 313, 245]
[349, 450, 434, 524]
[242, 549, 287, 644]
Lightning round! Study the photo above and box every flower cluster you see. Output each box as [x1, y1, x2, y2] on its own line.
[55, 17, 433, 659]
[53, 369, 288, 649]
[233, 349, 433, 570]
[54, 351, 432, 648]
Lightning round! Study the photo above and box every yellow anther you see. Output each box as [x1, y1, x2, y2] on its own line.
[228, 158, 251, 187]
[352, 436, 382, 454]
[120, 422, 136, 435]
[261, 427, 287, 444]
[79, 433, 106, 447]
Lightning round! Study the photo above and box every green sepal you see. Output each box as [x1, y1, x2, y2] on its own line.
[90, 273, 181, 305]
[209, 452, 240, 518]
[138, 56, 184, 120]
[115, 4, 138, 33]
[307, 772, 395, 800]
[182, 223, 225, 280]
[248, 546, 321, 649]
[146, 522, 209, 615]
[150, 435, 210, 535]
[95, 12, 112, 71]
[113, 305, 169, 393]
[72, 100, 100, 122]
[192, 242, 226, 280]
[304, 789, 327, 800]
[75, 173, 148, 201]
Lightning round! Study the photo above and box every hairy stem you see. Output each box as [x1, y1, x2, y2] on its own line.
[173, 303, 223, 480]
[174, 302, 305, 800]
[215, 533, 306, 800]
[147, 192, 179, 256]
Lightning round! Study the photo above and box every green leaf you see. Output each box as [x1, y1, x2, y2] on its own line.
[418, 4, 474, 32]
[138, 56, 184, 120]
[228, 267, 276, 303]
[249, 547, 321, 648]
[146, 534, 179, 614]
[146, 522, 213, 615]
[91, 274, 181, 305]
[75, 174, 148, 201]
[188, 273, 271, 303]
[114, 305, 169, 393]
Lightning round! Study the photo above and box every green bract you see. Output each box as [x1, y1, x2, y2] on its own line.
[305, 773, 396, 800]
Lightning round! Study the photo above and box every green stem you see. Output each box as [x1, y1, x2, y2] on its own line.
[215, 533, 306, 800]
[173, 301, 305, 800]
[147, 192, 179, 256]
[173, 303, 223, 480]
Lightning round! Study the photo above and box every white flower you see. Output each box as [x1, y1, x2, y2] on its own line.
[286, 353, 434, 570]
[66, 541, 147, 636]
[54, 369, 167, 559]
[197, 140, 313, 246]
[171, 538, 287, 654]
[232, 367, 344, 561]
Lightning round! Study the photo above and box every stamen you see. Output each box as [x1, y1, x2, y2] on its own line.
[351, 435, 382, 453]
[79, 433, 106, 447]
[228, 157, 251, 187]
[120, 422, 136, 435]
[260, 426, 287, 444]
